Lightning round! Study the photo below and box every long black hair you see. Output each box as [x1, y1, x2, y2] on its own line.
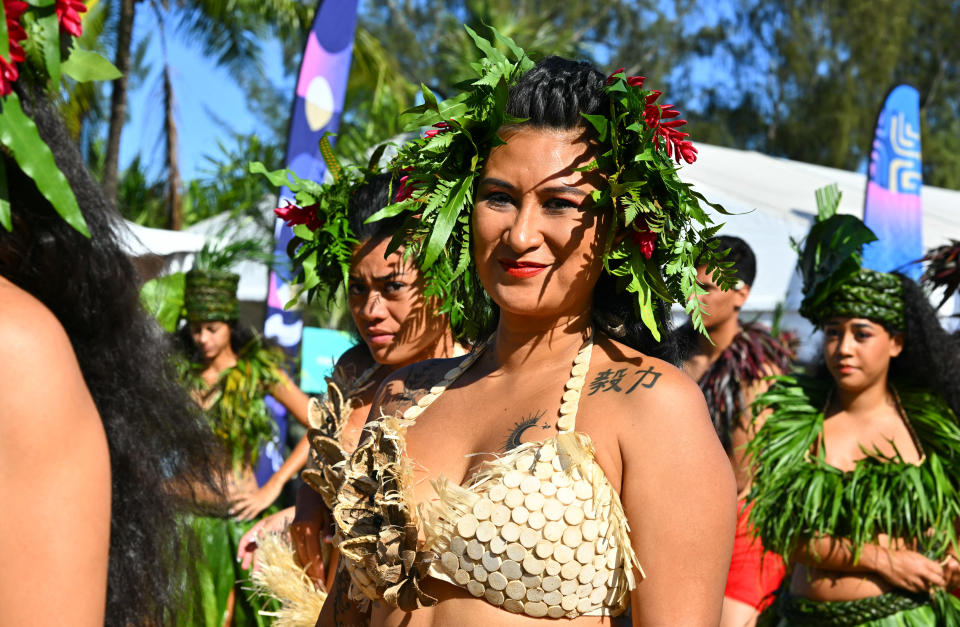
[0, 85, 220, 625]
[815, 273, 960, 418]
[497, 55, 679, 364]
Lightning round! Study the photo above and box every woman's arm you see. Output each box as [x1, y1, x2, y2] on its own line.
[231, 435, 309, 520]
[0, 293, 111, 626]
[271, 371, 312, 427]
[794, 536, 946, 593]
[618, 365, 737, 626]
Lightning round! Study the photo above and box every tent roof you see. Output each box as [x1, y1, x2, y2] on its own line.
[680, 143, 960, 312]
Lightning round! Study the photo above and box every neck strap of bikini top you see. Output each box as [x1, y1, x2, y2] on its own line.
[399, 328, 595, 434]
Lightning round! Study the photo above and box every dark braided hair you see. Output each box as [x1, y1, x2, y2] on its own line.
[494, 55, 679, 364]
[0, 84, 220, 626]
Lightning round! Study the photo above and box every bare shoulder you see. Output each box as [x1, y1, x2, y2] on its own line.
[589, 333, 709, 429]
[0, 282, 78, 384]
[0, 281, 99, 443]
[366, 354, 471, 425]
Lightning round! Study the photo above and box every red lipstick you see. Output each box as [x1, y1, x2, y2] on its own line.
[499, 259, 548, 278]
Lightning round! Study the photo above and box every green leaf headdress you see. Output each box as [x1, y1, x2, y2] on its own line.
[796, 184, 905, 329]
[0, 0, 120, 235]
[249, 135, 376, 309]
[371, 26, 735, 340]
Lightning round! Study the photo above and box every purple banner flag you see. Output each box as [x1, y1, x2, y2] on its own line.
[256, 0, 359, 483]
[862, 85, 923, 279]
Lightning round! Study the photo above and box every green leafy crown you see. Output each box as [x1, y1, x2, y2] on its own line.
[796, 184, 904, 329]
[0, 0, 121, 235]
[250, 135, 376, 308]
[369, 25, 735, 341]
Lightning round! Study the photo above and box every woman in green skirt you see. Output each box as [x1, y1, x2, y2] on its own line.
[746, 186, 960, 626]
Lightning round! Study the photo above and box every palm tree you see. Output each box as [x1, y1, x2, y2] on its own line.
[100, 0, 315, 213]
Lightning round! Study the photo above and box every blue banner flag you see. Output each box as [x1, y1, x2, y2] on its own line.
[862, 85, 923, 279]
[257, 0, 359, 483]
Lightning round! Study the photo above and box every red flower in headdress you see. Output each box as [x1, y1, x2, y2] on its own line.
[275, 202, 323, 231]
[56, 0, 87, 37]
[394, 166, 420, 202]
[423, 121, 450, 139]
[642, 90, 697, 165]
[630, 228, 657, 259]
[629, 217, 657, 259]
[0, 1, 28, 97]
[395, 175, 414, 201]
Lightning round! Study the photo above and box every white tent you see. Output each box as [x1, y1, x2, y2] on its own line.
[681, 143, 960, 314]
[119, 205, 274, 303]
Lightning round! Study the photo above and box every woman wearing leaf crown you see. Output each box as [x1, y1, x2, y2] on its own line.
[172, 246, 313, 626]
[233, 170, 471, 626]
[318, 27, 737, 626]
[745, 185, 960, 625]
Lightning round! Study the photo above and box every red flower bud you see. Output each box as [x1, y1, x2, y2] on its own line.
[629, 228, 657, 260]
[606, 68, 626, 84]
[275, 202, 322, 231]
[395, 175, 414, 202]
[627, 75, 645, 87]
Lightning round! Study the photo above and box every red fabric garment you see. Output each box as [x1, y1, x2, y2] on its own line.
[725, 499, 786, 610]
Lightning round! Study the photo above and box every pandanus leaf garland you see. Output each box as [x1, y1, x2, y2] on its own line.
[747, 375, 960, 567]
[375, 26, 735, 341]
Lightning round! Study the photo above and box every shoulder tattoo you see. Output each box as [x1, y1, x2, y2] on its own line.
[587, 365, 663, 395]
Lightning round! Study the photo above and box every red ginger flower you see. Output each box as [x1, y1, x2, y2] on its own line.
[275, 202, 323, 231]
[56, 0, 87, 37]
[423, 121, 450, 139]
[0, 0, 28, 97]
[606, 68, 645, 88]
[395, 175, 414, 201]
[642, 90, 697, 165]
[629, 218, 657, 259]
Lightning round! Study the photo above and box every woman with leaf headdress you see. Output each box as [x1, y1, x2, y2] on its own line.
[745, 185, 960, 625]
[319, 27, 737, 626]
[168, 237, 313, 626]
[233, 149, 473, 625]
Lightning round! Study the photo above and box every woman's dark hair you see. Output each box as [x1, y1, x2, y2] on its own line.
[499, 55, 679, 363]
[350, 172, 404, 242]
[816, 274, 960, 418]
[175, 318, 259, 362]
[890, 275, 960, 416]
[0, 86, 220, 625]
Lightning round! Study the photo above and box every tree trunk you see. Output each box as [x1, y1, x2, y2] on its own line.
[163, 63, 182, 230]
[103, 0, 136, 209]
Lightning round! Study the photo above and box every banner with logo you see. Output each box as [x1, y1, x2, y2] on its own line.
[257, 0, 359, 483]
[862, 85, 923, 279]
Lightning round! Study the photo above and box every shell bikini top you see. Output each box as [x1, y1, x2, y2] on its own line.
[333, 330, 644, 619]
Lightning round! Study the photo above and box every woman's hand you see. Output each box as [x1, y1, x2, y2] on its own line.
[237, 506, 295, 571]
[876, 549, 946, 592]
[230, 478, 283, 521]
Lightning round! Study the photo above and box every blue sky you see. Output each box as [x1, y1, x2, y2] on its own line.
[119, 9, 292, 181]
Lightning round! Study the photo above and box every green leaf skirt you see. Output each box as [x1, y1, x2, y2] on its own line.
[177, 513, 280, 626]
